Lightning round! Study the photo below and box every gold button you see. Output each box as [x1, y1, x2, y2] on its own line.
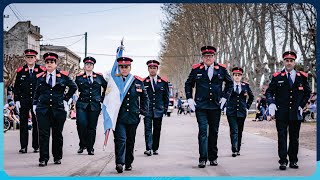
[90, 88, 92, 89]
[237, 104, 239, 106]
[50, 94, 52, 96]
[290, 96, 292, 98]
[153, 94, 155, 96]
[210, 88, 212, 89]
[90, 100, 91, 101]
[290, 102, 292, 104]
[30, 88, 32, 90]
[290, 91, 293, 93]
[50, 89, 52, 91]
[209, 83, 211, 84]
[237, 100, 239, 102]
[50, 99, 52, 101]
[127, 109, 129, 112]
[153, 103, 155, 104]
[153, 98, 155, 100]
[127, 104, 129, 106]
[289, 107, 291, 109]
[50, 105, 52, 106]
[127, 98, 129, 100]
[90, 92, 92, 93]
[210, 93, 212, 95]
[30, 83, 32, 85]
[30, 92, 32, 94]
[128, 92, 130, 95]
[237, 109, 239, 110]
[210, 99, 212, 100]
[90, 96, 91, 97]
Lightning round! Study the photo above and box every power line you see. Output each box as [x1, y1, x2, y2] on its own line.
[25, 5, 138, 18]
[12, 4, 25, 21]
[65, 37, 85, 47]
[39, 34, 85, 41]
[8, 5, 21, 21]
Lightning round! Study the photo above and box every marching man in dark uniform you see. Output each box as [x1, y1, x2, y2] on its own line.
[143, 60, 169, 156]
[14, 49, 46, 153]
[266, 51, 311, 170]
[75, 56, 107, 155]
[226, 67, 254, 157]
[114, 57, 149, 173]
[185, 46, 233, 168]
[33, 52, 77, 166]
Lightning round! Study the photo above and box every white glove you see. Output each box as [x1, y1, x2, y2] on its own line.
[298, 106, 303, 116]
[15, 101, 21, 112]
[67, 98, 73, 105]
[63, 100, 68, 112]
[268, 103, 278, 116]
[187, 98, 196, 111]
[219, 98, 227, 110]
[33, 105, 37, 116]
[140, 115, 145, 119]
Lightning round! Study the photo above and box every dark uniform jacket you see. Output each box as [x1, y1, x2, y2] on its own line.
[14, 64, 46, 108]
[143, 75, 169, 118]
[185, 62, 233, 110]
[75, 72, 108, 111]
[33, 70, 78, 114]
[265, 70, 311, 121]
[226, 82, 254, 117]
[117, 76, 149, 124]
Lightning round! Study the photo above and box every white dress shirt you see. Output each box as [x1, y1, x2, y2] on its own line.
[285, 69, 296, 83]
[46, 70, 57, 87]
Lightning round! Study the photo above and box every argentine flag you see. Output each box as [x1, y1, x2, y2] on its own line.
[102, 40, 134, 133]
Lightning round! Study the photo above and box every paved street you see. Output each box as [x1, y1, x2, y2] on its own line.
[3, 112, 316, 176]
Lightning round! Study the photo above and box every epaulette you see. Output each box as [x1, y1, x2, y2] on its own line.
[192, 63, 201, 69]
[16, 66, 23, 73]
[77, 72, 84, 76]
[60, 71, 69, 76]
[134, 75, 144, 82]
[39, 66, 46, 71]
[218, 63, 227, 68]
[272, 72, 281, 77]
[36, 72, 45, 78]
[161, 76, 168, 82]
[299, 71, 308, 78]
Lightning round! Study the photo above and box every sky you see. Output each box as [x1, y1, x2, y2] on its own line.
[3, 3, 164, 77]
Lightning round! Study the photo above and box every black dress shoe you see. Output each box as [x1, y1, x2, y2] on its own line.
[54, 159, 61, 164]
[144, 150, 152, 156]
[210, 159, 218, 166]
[125, 164, 132, 171]
[232, 152, 237, 157]
[237, 151, 240, 156]
[33, 148, 39, 153]
[39, 161, 47, 167]
[19, 148, 27, 153]
[289, 162, 299, 169]
[88, 149, 94, 155]
[78, 147, 86, 154]
[116, 164, 123, 173]
[153, 150, 159, 155]
[279, 162, 287, 170]
[198, 161, 206, 168]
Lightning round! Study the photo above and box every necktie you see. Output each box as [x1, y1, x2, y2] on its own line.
[29, 69, 33, 77]
[48, 74, 53, 87]
[88, 76, 92, 84]
[152, 78, 157, 90]
[236, 85, 240, 94]
[208, 66, 213, 80]
[288, 72, 293, 87]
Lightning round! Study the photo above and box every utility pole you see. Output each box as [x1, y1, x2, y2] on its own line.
[85, 32, 87, 57]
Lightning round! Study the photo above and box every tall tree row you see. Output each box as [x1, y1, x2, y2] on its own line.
[159, 3, 316, 97]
